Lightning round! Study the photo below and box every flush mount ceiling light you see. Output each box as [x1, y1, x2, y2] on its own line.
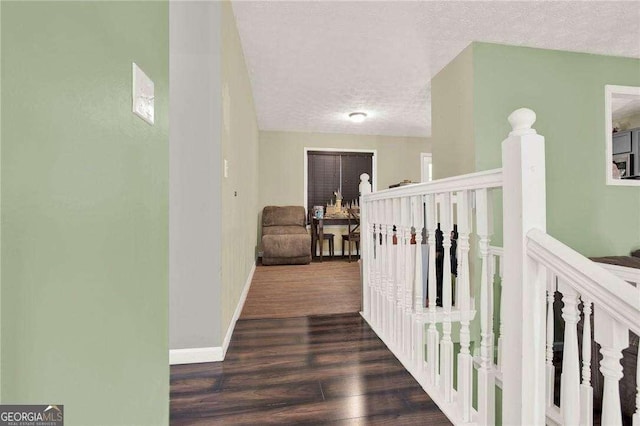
[348, 112, 367, 123]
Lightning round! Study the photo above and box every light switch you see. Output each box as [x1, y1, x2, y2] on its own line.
[224, 159, 229, 178]
[132, 63, 154, 125]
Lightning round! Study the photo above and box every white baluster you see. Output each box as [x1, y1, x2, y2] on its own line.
[371, 203, 378, 328]
[359, 175, 372, 321]
[379, 200, 386, 335]
[380, 200, 387, 336]
[375, 217, 382, 329]
[456, 189, 473, 422]
[497, 251, 505, 373]
[489, 251, 497, 367]
[367, 218, 375, 322]
[397, 198, 406, 354]
[594, 307, 629, 426]
[425, 193, 439, 386]
[580, 298, 593, 426]
[633, 348, 639, 426]
[393, 198, 402, 350]
[401, 196, 413, 359]
[559, 281, 580, 425]
[370, 203, 376, 325]
[476, 187, 495, 425]
[363, 201, 371, 321]
[546, 272, 556, 408]
[440, 192, 454, 402]
[376, 200, 384, 330]
[412, 195, 425, 373]
[385, 199, 394, 339]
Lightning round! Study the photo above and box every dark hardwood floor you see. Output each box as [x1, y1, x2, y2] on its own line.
[170, 313, 452, 425]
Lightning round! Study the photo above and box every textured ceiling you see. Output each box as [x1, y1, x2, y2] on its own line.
[612, 95, 640, 120]
[232, 1, 640, 137]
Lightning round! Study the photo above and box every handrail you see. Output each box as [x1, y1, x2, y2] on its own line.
[527, 228, 640, 335]
[362, 168, 503, 201]
[597, 262, 640, 285]
[489, 246, 503, 257]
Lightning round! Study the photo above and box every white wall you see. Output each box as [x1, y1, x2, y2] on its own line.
[169, 1, 222, 350]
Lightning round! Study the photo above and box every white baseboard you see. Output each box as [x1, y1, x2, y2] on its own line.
[170, 262, 256, 365]
[170, 347, 223, 365]
[222, 262, 256, 358]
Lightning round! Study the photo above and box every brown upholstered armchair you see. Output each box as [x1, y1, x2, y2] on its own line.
[261, 206, 311, 265]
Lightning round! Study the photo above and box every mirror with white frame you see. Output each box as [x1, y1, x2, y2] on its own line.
[605, 85, 640, 186]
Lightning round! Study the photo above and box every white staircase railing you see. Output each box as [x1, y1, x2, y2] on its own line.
[359, 108, 640, 425]
[360, 167, 502, 424]
[527, 229, 640, 426]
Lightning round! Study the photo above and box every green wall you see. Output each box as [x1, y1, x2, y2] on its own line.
[1, 2, 169, 424]
[431, 42, 640, 424]
[473, 43, 640, 256]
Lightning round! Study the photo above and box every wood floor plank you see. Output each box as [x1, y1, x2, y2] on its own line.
[173, 391, 408, 425]
[320, 371, 422, 399]
[329, 410, 455, 426]
[171, 314, 451, 424]
[170, 262, 452, 425]
[240, 260, 361, 319]
[171, 381, 324, 416]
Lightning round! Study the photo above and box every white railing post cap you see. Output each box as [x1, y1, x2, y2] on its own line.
[359, 173, 372, 195]
[508, 108, 537, 136]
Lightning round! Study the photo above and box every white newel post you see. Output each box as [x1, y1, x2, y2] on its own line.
[501, 108, 547, 425]
[360, 174, 372, 320]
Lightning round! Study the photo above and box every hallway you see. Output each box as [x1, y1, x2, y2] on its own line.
[170, 261, 451, 425]
[240, 260, 362, 319]
[170, 314, 452, 425]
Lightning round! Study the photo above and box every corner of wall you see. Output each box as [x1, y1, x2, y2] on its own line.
[0, 0, 3, 400]
[220, 0, 260, 343]
[431, 44, 476, 179]
[169, 0, 223, 352]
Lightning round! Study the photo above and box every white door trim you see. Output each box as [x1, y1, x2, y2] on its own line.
[420, 152, 433, 183]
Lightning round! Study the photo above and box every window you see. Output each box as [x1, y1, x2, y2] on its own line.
[306, 150, 374, 212]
